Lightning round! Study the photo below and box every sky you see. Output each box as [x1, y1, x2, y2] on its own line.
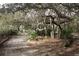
[0, 0, 79, 8]
[0, 3, 4, 5]
[0, 0, 79, 3]
[0, 4, 3, 8]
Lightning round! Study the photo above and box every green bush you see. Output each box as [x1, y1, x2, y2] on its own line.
[61, 26, 73, 39]
[60, 26, 74, 47]
[26, 29, 37, 40]
[0, 25, 18, 36]
[30, 31, 37, 39]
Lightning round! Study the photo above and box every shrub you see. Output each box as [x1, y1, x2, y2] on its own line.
[0, 24, 18, 36]
[30, 31, 37, 39]
[60, 26, 74, 47]
[26, 29, 37, 40]
[61, 26, 73, 39]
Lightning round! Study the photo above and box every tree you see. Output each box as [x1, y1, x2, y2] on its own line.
[0, 3, 79, 47]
